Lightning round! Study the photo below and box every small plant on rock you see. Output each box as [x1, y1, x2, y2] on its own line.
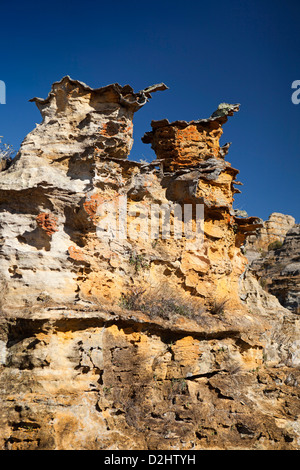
[267, 240, 283, 251]
[210, 298, 228, 316]
[0, 137, 15, 171]
[129, 252, 150, 273]
[118, 285, 206, 321]
[118, 287, 146, 310]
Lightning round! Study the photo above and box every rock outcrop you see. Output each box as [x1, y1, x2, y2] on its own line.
[0, 79, 299, 450]
[247, 224, 300, 314]
[245, 212, 296, 263]
[243, 212, 299, 314]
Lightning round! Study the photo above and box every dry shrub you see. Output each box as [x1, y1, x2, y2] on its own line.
[119, 284, 206, 321]
[0, 138, 14, 171]
[209, 298, 229, 315]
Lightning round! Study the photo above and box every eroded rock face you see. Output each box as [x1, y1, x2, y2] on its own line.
[245, 212, 296, 263]
[0, 79, 299, 450]
[0, 77, 168, 309]
[248, 225, 300, 314]
[0, 307, 299, 450]
[142, 104, 240, 172]
[243, 213, 299, 314]
[0, 84, 260, 312]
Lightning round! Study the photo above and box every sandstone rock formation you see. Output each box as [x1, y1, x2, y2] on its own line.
[247, 223, 300, 314]
[0, 78, 299, 450]
[245, 212, 296, 263]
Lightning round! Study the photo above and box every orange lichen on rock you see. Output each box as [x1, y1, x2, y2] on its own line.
[100, 122, 108, 136]
[83, 194, 105, 222]
[125, 121, 133, 134]
[174, 124, 221, 165]
[83, 193, 120, 223]
[83, 194, 113, 223]
[142, 121, 224, 171]
[36, 212, 58, 236]
[68, 246, 85, 261]
[94, 147, 104, 155]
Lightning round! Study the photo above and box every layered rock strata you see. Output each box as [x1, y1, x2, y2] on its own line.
[245, 212, 296, 263]
[0, 80, 299, 450]
[248, 224, 300, 314]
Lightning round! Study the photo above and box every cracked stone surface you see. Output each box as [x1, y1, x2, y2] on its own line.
[246, 223, 300, 314]
[0, 77, 299, 450]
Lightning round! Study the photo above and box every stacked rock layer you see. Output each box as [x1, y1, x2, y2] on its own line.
[0, 79, 299, 450]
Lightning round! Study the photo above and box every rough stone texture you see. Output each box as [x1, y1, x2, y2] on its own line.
[245, 212, 296, 263]
[142, 103, 240, 172]
[247, 225, 300, 314]
[0, 306, 299, 450]
[243, 212, 299, 315]
[0, 78, 299, 450]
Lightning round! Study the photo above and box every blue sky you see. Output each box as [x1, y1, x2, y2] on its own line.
[0, 0, 299, 222]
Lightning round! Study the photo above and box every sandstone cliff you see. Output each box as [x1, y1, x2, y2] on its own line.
[0, 78, 299, 450]
[245, 217, 300, 315]
[245, 212, 296, 263]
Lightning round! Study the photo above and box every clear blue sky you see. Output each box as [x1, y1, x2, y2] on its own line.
[0, 0, 299, 222]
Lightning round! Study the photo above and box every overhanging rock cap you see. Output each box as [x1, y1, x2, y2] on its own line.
[29, 76, 169, 113]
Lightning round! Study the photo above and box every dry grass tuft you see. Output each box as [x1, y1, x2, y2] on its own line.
[119, 285, 206, 321]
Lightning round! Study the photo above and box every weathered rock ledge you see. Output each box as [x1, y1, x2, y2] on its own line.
[246, 221, 300, 314]
[0, 79, 299, 450]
